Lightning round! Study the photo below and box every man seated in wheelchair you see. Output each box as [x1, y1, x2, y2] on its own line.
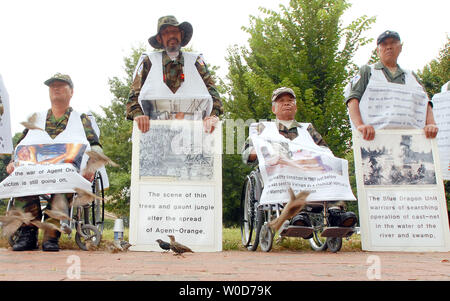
[2, 73, 103, 251]
[242, 87, 357, 233]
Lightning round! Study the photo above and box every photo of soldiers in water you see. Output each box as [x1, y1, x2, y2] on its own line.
[360, 134, 436, 186]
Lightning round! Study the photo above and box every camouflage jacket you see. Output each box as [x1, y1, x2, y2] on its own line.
[126, 50, 223, 120]
[17, 107, 101, 147]
[242, 120, 328, 165]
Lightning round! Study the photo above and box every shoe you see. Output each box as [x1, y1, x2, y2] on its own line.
[291, 212, 313, 239]
[328, 209, 357, 227]
[291, 212, 311, 227]
[12, 226, 38, 251]
[42, 231, 60, 252]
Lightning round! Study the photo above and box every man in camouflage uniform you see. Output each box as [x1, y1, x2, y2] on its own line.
[6, 73, 101, 251]
[242, 87, 357, 230]
[127, 15, 223, 133]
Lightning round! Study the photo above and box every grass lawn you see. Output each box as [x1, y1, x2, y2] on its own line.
[1, 221, 362, 252]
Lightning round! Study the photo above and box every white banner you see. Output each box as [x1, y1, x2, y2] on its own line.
[0, 163, 92, 198]
[0, 74, 13, 154]
[432, 91, 450, 180]
[353, 129, 450, 251]
[251, 132, 356, 204]
[129, 120, 222, 252]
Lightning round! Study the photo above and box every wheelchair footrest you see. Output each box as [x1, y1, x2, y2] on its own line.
[321, 227, 354, 238]
[280, 226, 314, 238]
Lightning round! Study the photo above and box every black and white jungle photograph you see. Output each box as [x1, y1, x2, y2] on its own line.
[139, 124, 214, 180]
[359, 134, 437, 186]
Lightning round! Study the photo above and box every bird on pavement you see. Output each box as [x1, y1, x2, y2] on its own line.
[167, 235, 194, 257]
[156, 239, 171, 252]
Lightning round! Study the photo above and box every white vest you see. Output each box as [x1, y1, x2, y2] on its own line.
[357, 65, 428, 130]
[16, 110, 91, 172]
[253, 121, 333, 155]
[138, 51, 213, 120]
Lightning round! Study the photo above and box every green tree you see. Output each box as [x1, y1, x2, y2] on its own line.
[416, 37, 450, 209]
[92, 45, 146, 218]
[417, 37, 449, 98]
[222, 0, 375, 224]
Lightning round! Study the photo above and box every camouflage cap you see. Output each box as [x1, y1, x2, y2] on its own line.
[271, 87, 296, 102]
[148, 15, 193, 49]
[377, 30, 401, 45]
[44, 73, 73, 88]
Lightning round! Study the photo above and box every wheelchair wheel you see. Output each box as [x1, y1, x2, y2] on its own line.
[326, 237, 342, 253]
[75, 224, 102, 251]
[308, 212, 328, 251]
[240, 176, 256, 248]
[248, 208, 264, 251]
[91, 172, 105, 234]
[259, 223, 273, 252]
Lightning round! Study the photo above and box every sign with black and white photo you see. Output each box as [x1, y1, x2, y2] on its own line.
[129, 120, 222, 252]
[0, 74, 13, 154]
[353, 129, 450, 251]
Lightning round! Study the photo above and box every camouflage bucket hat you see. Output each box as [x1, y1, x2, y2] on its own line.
[148, 15, 193, 49]
[44, 73, 73, 88]
[271, 87, 296, 102]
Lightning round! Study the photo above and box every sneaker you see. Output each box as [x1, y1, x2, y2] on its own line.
[12, 226, 38, 251]
[328, 209, 357, 227]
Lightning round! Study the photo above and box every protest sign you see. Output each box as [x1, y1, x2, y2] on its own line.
[0, 74, 13, 154]
[129, 120, 222, 252]
[250, 122, 356, 204]
[432, 90, 450, 180]
[0, 143, 91, 198]
[0, 163, 92, 198]
[353, 129, 450, 251]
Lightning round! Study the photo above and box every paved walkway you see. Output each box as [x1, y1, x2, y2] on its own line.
[0, 248, 449, 281]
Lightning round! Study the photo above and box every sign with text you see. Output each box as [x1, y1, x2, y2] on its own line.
[432, 90, 450, 180]
[0, 163, 92, 198]
[251, 131, 356, 204]
[0, 74, 13, 154]
[129, 120, 222, 252]
[353, 129, 450, 251]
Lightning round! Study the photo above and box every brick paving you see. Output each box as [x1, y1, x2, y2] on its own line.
[0, 248, 449, 281]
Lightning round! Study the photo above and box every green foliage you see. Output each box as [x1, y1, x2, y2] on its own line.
[225, 0, 375, 157]
[416, 37, 450, 209]
[417, 37, 450, 98]
[222, 0, 375, 225]
[93, 45, 146, 218]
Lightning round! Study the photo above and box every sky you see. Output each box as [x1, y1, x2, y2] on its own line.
[0, 0, 448, 135]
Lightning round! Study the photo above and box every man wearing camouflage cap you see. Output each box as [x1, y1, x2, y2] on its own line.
[6, 73, 102, 252]
[346, 30, 438, 140]
[126, 15, 223, 133]
[242, 87, 357, 230]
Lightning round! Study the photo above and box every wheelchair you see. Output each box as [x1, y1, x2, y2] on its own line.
[6, 170, 105, 251]
[240, 169, 356, 253]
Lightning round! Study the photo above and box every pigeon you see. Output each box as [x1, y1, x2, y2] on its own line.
[119, 240, 132, 251]
[45, 194, 70, 221]
[20, 113, 43, 131]
[0, 209, 62, 238]
[83, 150, 119, 174]
[71, 187, 103, 207]
[168, 235, 194, 256]
[0, 210, 32, 238]
[268, 187, 310, 233]
[156, 239, 171, 252]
